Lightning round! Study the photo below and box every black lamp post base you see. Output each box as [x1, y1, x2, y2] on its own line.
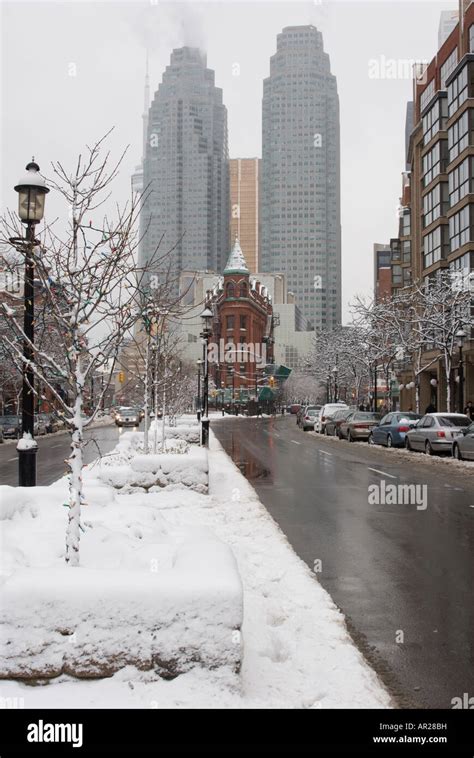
[201, 418, 210, 447]
[18, 447, 38, 487]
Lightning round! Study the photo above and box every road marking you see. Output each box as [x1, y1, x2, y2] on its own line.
[368, 467, 397, 479]
[7, 456, 17, 462]
[51, 444, 64, 448]
[291, 440, 301, 445]
[319, 450, 333, 456]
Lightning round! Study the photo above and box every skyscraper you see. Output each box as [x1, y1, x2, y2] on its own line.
[139, 47, 229, 282]
[260, 25, 341, 331]
[229, 158, 260, 274]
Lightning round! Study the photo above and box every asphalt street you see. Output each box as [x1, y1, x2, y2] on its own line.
[0, 424, 121, 486]
[212, 415, 474, 709]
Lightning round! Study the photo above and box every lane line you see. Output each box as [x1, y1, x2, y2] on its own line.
[319, 450, 333, 456]
[7, 457, 17, 462]
[51, 444, 64, 448]
[368, 467, 397, 479]
[291, 440, 301, 445]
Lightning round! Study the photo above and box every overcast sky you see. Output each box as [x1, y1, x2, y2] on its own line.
[1, 0, 458, 320]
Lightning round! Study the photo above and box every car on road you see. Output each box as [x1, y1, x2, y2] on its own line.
[324, 408, 353, 437]
[114, 406, 141, 427]
[405, 413, 471, 455]
[34, 416, 47, 436]
[368, 411, 422, 448]
[0, 415, 21, 439]
[298, 405, 322, 431]
[289, 404, 302, 416]
[339, 411, 381, 442]
[452, 422, 474, 460]
[314, 402, 349, 434]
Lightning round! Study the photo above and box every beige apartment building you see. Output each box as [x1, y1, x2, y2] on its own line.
[229, 158, 260, 274]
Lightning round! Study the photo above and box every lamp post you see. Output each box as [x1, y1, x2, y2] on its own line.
[196, 359, 203, 422]
[12, 161, 49, 487]
[456, 328, 466, 413]
[332, 358, 338, 404]
[228, 365, 235, 413]
[200, 307, 213, 446]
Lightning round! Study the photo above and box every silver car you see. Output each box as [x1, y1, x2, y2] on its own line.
[115, 406, 140, 427]
[405, 413, 471, 455]
[452, 422, 474, 461]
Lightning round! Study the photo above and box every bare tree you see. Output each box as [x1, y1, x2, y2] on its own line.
[0, 133, 182, 565]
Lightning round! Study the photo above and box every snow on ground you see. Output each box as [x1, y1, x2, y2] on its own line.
[0, 422, 392, 709]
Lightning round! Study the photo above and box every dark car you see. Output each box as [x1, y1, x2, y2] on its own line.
[0, 415, 21, 439]
[325, 408, 353, 437]
[289, 404, 302, 416]
[368, 412, 422, 448]
[339, 412, 382, 442]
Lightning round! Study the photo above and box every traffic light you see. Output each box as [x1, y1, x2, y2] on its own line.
[269, 376, 275, 388]
[118, 371, 125, 383]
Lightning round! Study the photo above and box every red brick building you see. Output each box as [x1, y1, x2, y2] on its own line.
[205, 238, 274, 399]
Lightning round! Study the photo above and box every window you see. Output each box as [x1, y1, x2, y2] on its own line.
[440, 49, 458, 89]
[448, 110, 471, 162]
[449, 206, 471, 251]
[239, 315, 247, 330]
[401, 210, 411, 236]
[392, 265, 402, 285]
[448, 157, 471, 206]
[226, 314, 235, 330]
[420, 79, 435, 113]
[239, 282, 247, 298]
[423, 225, 447, 268]
[423, 183, 448, 227]
[226, 282, 235, 298]
[447, 65, 469, 117]
[422, 97, 447, 145]
[402, 240, 411, 262]
[422, 141, 448, 186]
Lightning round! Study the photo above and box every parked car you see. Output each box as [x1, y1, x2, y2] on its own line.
[314, 402, 348, 434]
[324, 408, 353, 437]
[0, 415, 21, 439]
[339, 411, 381, 442]
[368, 412, 422, 448]
[298, 405, 322, 431]
[114, 407, 140, 427]
[0, 425, 3, 443]
[289, 404, 302, 415]
[34, 416, 47, 436]
[452, 422, 474, 460]
[405, 413, 471, 455]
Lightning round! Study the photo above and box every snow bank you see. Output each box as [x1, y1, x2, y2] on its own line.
[96, 447, 208, 494]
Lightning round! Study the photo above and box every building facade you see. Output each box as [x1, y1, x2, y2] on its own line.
[396, 0, 474, 412]
[373, 243, 392, 302]
[139, 47, 229, 283]
[260, 25, 341, 331]
[229, 158, 260, 274]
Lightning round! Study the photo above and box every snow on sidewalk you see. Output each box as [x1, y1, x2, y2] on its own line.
[1, 428, 392, 709]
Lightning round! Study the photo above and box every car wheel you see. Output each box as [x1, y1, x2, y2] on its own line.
[405, 437, 412, 451]
[386, 434, 393, 448]
[453, 444, 463, 461]
[368, 432, 375, 445]
[425, 440, 434, 456]
[324, 426, 328, 436]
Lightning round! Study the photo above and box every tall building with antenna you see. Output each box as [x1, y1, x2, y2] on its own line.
[138, 47, 229, 283]
[131, 53, 150, 196]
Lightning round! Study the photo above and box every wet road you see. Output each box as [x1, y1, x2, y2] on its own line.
[212, 415, 474, 709]
[0, 424, 121, 486]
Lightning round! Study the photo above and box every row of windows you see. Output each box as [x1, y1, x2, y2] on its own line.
[226, 315, 248, 330]
[448, 157, 472, 207]
[423, 183, 448, 227]
[423, 225, 447, 268]
[422, 141, 448, 186]
[447, 64, 470, 118]
[449, 206, 471, 251]
[448, 109, 471, 162]
[422, 97, 448, 146]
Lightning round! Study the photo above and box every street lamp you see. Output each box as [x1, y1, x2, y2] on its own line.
[200, 308, 213, 445]
[196, 359, 203, 422]
[456, 328, 466, 413]
[332, 363, 338, 404]
[12, 161, 49, 487]
[228, 365, 235, 413]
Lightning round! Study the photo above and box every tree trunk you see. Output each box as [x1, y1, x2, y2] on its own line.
[65, 395, 84, 566]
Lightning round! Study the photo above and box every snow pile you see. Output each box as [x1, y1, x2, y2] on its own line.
[0, 475, 242, 681]
[149, 420, 200, 444]
[96, 447, 208, 494]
